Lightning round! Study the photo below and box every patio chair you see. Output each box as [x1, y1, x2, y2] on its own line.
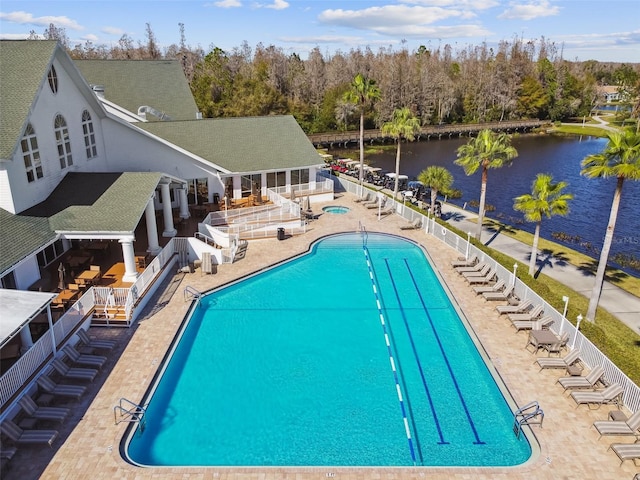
[50, 358, 98, 382]
[608, 441, 640, 466]
[62, 344, 107, 369]
[455, 262, 488, 274]
[557, 365, 606, 391]
[482, 284, 515, 301]
[571, 383, 624, 409]
[535, 348, 581, 371]
[466, 268, 497, 285]
[400, 218, 422, 230]
[377, 204, 395, 217]
[507, 304, 544, 322]
[0, 419, 58, 446]
[37, 374, 87, 400]
[451, 255, 478, 268]
[18, 395, 70, 423]
[77, 328, 115, 351]
[473, 279, 505, 295]
[512, 315, 554, 333]
[593, 410, 640, 440]
[365, 197, 383, 209]
[496, 299, 532, 315]
[354, 192, 371, 203]
[461, 263, 491, 279]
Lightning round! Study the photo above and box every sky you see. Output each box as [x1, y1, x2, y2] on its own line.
[1, 0, 639, 63]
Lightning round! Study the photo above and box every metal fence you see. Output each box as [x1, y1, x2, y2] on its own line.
[331, 173, 640, 413]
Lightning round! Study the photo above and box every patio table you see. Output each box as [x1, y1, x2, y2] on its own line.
[526, 329, 560, 355]
[75, 269, 100, 286]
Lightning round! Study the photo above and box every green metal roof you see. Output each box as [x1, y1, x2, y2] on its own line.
[138, 115, 324, 173]
[22, 172, 162, 233]
[74, 59, 199, 121]
[0, 40, 57, 160]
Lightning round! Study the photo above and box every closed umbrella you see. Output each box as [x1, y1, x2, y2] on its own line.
[57, 262, 66, 291]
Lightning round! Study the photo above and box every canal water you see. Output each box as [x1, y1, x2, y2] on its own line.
[329, 134, 640, 272]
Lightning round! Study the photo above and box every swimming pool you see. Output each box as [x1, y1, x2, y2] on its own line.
[124, 233, 532, 467]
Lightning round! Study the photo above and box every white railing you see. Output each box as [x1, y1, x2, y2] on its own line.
[333, 174, 640, 414]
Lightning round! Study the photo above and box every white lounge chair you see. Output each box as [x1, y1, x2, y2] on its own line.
[557, 365, 606, 391]
[473, 278, 505, 295]
[451, 255, 478, 268]
[77, 328, 115, 351]
[508, 304, 544, 322]
[608, 441, 640, 466]
[496, 299, 532, 315]
[535, 348, 581, 371]
[37, 374, 86, 400]
[482, 284, 515, 301]
[460, 264, 491, 278]
[455, 261, 488, 273]
[466, 268, 497, 284]
[593, 410, 640, 440]
[571, 383, 624, 409]
[51, 358, 98, 382]
[512, 315, 554, 333]
[62, 344, 107, 369]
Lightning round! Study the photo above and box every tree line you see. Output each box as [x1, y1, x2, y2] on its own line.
[42, 23, 640, 133]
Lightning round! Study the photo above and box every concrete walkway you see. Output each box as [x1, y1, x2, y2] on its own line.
[441, 202, 640, 333]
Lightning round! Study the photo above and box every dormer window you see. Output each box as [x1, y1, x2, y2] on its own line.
[22, 124, 43, 183]
[54, 114, 73, 169]
[48, 65, 58, 94]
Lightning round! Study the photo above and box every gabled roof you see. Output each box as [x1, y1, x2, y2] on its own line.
[74, 59, 199, 121]
[0, 40, 57, 160]
[22, 172, 163, 234]
[138, 115, 324, 173]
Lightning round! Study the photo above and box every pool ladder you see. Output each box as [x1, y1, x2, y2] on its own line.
[114, 398, 146, 429]
[183, 285, 201, 302]
[513, 401, 544, 438]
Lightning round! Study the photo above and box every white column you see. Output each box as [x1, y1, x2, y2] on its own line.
[120, 239, 139, 282]
[261, 173, 267, 199]
[178, 187, 190, 219]
[19, 325, 34, 350]
[232, 175, 241, 200]
[160, 183, 176, 237]
[145, 198, 161, 255]
[308, 167, 317, 189]
[285, 170, 292, 194]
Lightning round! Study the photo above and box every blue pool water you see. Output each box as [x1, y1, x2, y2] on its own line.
[125, 233, 532, 467]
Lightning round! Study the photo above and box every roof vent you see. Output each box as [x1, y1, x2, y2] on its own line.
[91, 84, 105, 98]
[138, 106, 171, 121]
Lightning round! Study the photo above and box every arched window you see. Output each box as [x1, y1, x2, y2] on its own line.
[47, 65, 58, 94]
[54, 114, 73, 169]
[82, 110, 97, 158]
[21, 124, 43, 182]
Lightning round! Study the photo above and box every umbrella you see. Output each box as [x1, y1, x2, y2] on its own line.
[57, 262, 66, 291]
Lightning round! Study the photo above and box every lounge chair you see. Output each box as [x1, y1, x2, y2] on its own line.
[379, 205, 395, 217]
[507, 304, 544, 322]
[593, 410, 640, 440]
[62, 344, 107, 369]
[37, 374, 86, 400]
[365, 197, 383, 209]
[535, 348, 581, 371]
[557, 365, 606, 391]
[482, 284, 515, 301]
[608, 441, 640, 466]
[77, 327, 115, 351]
[473, 278, 505, 295]
[466, 268, 497, 284]
[354, 192, 371, 203]
[455, 261, 488, 273]
[451, 255, 478, 268]
[460, 264, 492, 280]
[571, 383, 624, 409]
[0, 419, 58, 446]
[51, 358, 98, 382]
[512, 316, 554, 333]
[400, 218, 422, 230]
[496, 299, 532, 315]
[18, 395, 70, 423]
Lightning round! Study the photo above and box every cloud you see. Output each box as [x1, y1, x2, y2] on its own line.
[101, 26, 125, 36]
[265, 0, 289, 10]
[0, 32, 34, 40]
[399, 0, 499, 9]
[0, 11, 83, 30]
[279, 35, 365, 45]
[498, 1, 560, 21]
[210, 0, 242, 7]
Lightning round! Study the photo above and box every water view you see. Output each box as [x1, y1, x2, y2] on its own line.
[330, 134, 640, 273]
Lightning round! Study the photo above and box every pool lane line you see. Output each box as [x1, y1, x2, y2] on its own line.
[383, 259, 448, 446]
[362, 245, 417, 466]
[403, 258, 485, 445]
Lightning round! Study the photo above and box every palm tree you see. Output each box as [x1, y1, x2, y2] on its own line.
[581, 129, 640, 322]
[381, 107, 421, 199]
[343, 74, 381, 191]
[454, 129, 518, 241]
[417, 166, 454, 216]
[513, 173, 573, 277]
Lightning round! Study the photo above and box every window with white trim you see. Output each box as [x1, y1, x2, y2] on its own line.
[21, 123, 43, 183]
[48, 65, 58, 94]
[54, 114, 73, 168]
[81, 110, 97, 158]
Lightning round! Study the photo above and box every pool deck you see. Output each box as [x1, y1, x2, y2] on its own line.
[6, 191, 639, 479]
